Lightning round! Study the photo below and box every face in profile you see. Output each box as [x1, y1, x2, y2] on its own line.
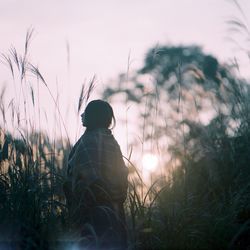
[81, 112, 86, 127]
[81, 100, 115, 130]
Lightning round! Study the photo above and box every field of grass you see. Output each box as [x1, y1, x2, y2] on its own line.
[1, 26, 250, 250]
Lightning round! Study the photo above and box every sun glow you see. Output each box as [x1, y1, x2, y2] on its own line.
[142, 153, 159, 172]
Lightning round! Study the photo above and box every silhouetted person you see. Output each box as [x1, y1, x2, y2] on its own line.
[64, 100, 128, 250]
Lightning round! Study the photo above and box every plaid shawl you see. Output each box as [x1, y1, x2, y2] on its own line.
[67, 128, 128, 202]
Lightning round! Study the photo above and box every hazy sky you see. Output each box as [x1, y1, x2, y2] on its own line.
[1, 0, 250, 148]
[1, 0, 249, 80]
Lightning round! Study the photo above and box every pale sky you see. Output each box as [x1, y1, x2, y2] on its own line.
[0, 0, 250, 153]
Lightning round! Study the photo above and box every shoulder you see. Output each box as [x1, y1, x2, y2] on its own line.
[69, 132, 93, 157]
[80, 130, 98, 146]
[81, 128, 121, 150]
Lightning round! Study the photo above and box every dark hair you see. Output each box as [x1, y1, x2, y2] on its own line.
[83, 100, 116, 129]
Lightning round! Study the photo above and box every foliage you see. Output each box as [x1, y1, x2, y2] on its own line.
[103, 44, 250, 148]
[102, 41, 250, 249]
[0, 129, 69, 249]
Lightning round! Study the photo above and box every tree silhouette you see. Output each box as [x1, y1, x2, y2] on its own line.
[102, 45, 250, 151]
[102, 44, 250, 250]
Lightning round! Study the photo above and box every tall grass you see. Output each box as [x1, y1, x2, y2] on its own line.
[0, 30, 96, 249]
[103, 4, 250, 249]
[1, 8, 250, 249]
[120, 62, 250, 250]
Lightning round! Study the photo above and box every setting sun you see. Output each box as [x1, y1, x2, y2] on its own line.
[142, 153, 159, 172]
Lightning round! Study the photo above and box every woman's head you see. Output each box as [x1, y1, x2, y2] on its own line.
[81, 100, 116, 129]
